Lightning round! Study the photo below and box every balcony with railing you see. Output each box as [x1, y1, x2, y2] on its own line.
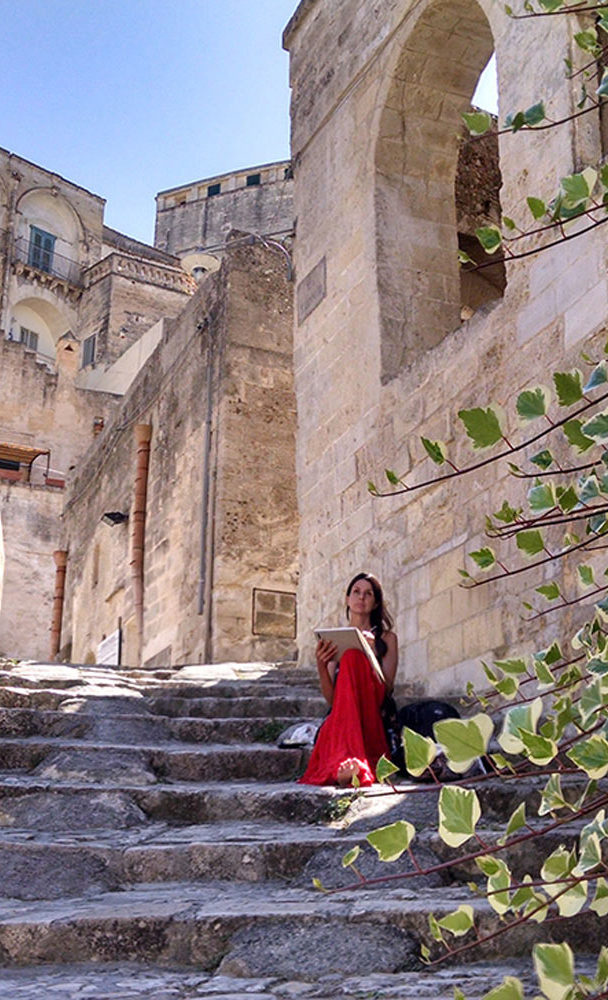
[12, 234, 84, 289]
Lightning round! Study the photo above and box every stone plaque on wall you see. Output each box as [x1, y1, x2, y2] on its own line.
[296, 256, 326, 325]
[252, 588, 297, 638]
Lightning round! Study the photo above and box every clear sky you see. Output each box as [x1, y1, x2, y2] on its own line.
[1, 1, 498, 247]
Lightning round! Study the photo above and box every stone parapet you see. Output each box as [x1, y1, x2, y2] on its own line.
[84, 252, 195, 295]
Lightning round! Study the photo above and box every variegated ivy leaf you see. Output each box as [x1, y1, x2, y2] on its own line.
[402, 726, 436, 778]
[494, 657, 528, 675]
[583, 411, 608, 441]
[584, 360, 608, 392]
[462, 110, 492, 136]
[341, 845, 360, 868]
[436, 904, 474, 937]
[469, 547, 496, 570]
[376, 754, 399, 784]
[553, 370, 583, 407]
[567, 734, 608, 779]
[533, 942, 574, 1000]
[563, 418, 595, 453]
[481, 978, 524, 1000]
[498, 697, 543, 756]
[573, 810, 606, 875]
[421, 437, 447, 465]
[541, 845, 587, 916]
[458, 406, 504, 449]
[516, 529, 544, 558]
[498, 802, 527, 846]
[528, 481, 556, 513]
[536, 582, 560, 601]
[578, 564, 595, 588]
[595, 944, 608, 987]
[516, 386, 550, 422]
[366, 819, 415, 863]
[579, 678, 604, 726]
[438, 785, 481, 848]
[434, 713, 493, 773]
[533, 657, 555, 689]
[591, 878, 608, 917]
[518, 729, 557, 767]
[538, 774, 568, 816]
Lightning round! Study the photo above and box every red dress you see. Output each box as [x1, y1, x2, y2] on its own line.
[298, 648, 389, 786]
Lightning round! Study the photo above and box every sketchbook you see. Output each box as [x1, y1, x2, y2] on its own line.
[312, 626, 385, 683]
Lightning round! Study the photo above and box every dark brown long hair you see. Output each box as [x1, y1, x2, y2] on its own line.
[345, 572, 393, 661]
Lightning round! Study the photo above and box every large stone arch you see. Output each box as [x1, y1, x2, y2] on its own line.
[8, 293, 76, 362]
[15, 187, 85, 264]
[374, 0, 497, 382]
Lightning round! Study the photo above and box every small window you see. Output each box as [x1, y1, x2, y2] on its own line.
[82, 334, 96, 368]
[246, 173, 261, 187]
[207, 183, 221, 197]
[19, 326, 39, 352]
[28, 226, 56, 273]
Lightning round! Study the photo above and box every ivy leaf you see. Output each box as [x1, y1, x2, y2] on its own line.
[385, 468, 400, 485]
[498, 698, 543, 755]
[366, 819, 415, 862]
[428, 913, 444, 943]
[502, 216, 516, 231]
[598, 71, 608, 99]
[462, 110, 492, 136]
[561, 168, 596, 208]
[499, 802, 527, 845]
[527, 196, 547, 220]
[518, 729, 558, 767]
[579, 678, 603, 725]
[421, 437, 447, 465]
[591, 878, 608, 917]
[367, 481, 379, 496]
[402, 726, 436, 778]
[458, 249, 475, 265]
[524, 101, 546, 126]
[437, 904, 474, 937]
[567, 734, 608, 779]
[579, 474, 601, 502]
[539, 0, 565, 9]
[542, 641, 562, 665]
[434, 713, 493, 773]
[541, 846, 587, 916]
[536, 582, 560, 601]
[574, 28, 599, 53]
[533, 942, 574, 1000]
[505, 110, 526, 132]
[530, 449, 553, 470]
[312, 877, 328, 892]
[584, 361, 608, 391]
[482, 978, 524, 1000]
[494, 676, 519, 700]
[553, 370, 583, 406]
[341, 845, 361, 868]
[476, 225, 502, 254]
[534, 657, 556, 689]
[539, 773, 568, 816]
[583, 411, 608, 440]
[494, 657, 528, 675]
[563, 418, 595, 453]
[516, 386, 550, 421]
[556, 485, 578, 513]
[376, 754, 399, 784]
[458, 406, 503, 449]
[516, 529, 544, 557]
[578, 564, 595, 588]
[470, 547, 496, 570]
[528, 482, 556, 513]
[493, 500, 520, 523]
[438, 785, 481, 847]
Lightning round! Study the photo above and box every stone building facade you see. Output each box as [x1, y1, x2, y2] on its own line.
[0, 149, 194, 660]
[283, 0, 608, 692]
[154, 161, 294, 279]
[61, 239, 298, 668]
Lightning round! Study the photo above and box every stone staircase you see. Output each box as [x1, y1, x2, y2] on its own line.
[0, 657, 604, 1000]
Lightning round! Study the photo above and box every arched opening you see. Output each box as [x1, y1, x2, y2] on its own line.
[15, 189, 84, 283]
[7, 296, 72, 367]
[374, 0, 503, 382]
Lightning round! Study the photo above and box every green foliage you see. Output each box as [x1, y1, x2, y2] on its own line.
[458, 406, 503, 449]
[366, 820, 415, 862]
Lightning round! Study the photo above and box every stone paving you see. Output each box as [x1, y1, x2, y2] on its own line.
[0, 658, 603, 998]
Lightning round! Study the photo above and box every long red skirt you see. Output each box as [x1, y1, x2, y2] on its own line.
[298, 649, 389, 786]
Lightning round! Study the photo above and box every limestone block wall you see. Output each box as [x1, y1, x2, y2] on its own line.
[0, 482, 64, 660]
[63, 242, 298, 667]
[284, 0, 608, 692]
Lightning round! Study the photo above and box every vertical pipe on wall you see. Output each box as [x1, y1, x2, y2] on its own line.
[130, 423, 152, 662]
[50, 549, 68, 659]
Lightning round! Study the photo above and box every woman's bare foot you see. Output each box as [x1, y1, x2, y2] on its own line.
[336, 758, 360, 786]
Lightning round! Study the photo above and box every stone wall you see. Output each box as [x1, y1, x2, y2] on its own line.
[0, 482, 64, 660]
[62, 241, 297, 667]
[284, 0, 608, 692]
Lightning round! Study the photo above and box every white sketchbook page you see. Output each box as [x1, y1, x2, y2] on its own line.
[312, 626, 385, 683]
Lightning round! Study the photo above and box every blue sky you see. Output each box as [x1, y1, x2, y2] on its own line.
[0, 1, 497, 246]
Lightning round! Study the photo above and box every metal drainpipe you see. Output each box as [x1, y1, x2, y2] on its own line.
[50, 549, 68, 659]
[131, 423, 152, 663]
[197, 319, 216, 661]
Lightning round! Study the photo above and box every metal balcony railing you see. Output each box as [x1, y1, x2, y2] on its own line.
[12, 235, 84, 288]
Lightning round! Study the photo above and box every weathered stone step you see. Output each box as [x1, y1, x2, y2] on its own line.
[0, 959, 596, 1000]
[0, 880, 604, 971]
[146, 694, 325, 718]
[0, 737, 305, 783]
[0, 706, 306, 744]
[0, 776, 340, 827]
[0, 820, 363, 898]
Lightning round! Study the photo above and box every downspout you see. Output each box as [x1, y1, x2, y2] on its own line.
[130, 423, 152, 664]
[197, 319, 215, 662]
[50, 549, 68, 659]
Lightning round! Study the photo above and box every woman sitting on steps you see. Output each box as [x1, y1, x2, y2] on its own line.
[298, 572, 398, 787]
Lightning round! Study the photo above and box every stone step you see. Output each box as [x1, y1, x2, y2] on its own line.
[0, 775, 341, 827]
[0, 706, 307, 744]
[0, 737, 305, 783]
[0, 959, 597, 1000]
[0, 880, 604, 972]
[146, 694, 326, 718]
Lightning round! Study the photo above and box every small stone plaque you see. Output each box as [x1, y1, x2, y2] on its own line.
[296, 256, 326, 325]
[252, 588, 297, 638]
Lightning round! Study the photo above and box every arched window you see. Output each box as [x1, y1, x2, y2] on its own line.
[374, 0, 503, 382]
